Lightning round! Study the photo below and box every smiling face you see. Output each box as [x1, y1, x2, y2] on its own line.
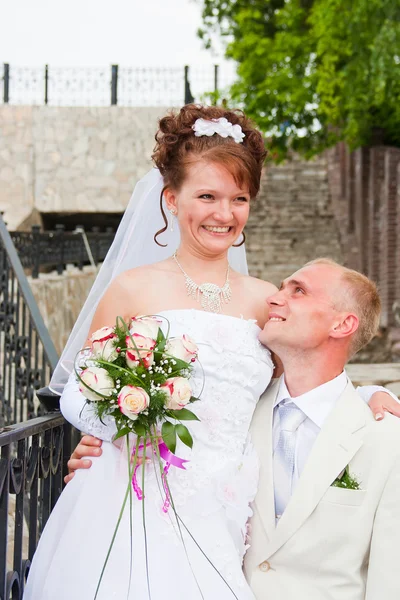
[259, 263, 358, 357]
[164, 159, 250, 257]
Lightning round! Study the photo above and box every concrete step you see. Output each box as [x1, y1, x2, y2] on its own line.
[346, 363, 400, 386]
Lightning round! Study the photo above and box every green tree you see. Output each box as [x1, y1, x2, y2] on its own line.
[198, 0, 400, 160]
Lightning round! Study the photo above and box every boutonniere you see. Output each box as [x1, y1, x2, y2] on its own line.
[332, 466, 362, 490]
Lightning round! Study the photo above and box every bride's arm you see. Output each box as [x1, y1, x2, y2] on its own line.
[60, 371, 117, 442]
[265, 374, 400, 418]
[61, 270, 142, 442]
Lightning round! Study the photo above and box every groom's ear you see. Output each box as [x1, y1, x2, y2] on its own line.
[163, 188, 178, 213]
[330, 313, 359, 340]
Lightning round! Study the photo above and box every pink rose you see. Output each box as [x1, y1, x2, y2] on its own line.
[118, 385, 150, 420]
[165, 335, 198, 363]
[161, 377, 192, 410]
[90, 326, 118, 362]
[125, 333, 156, 369]
[129, 316, 161, 340]
[78, 366, 114, 401]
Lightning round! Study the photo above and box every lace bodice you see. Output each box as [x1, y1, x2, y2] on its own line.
[153, 311, 273, 503]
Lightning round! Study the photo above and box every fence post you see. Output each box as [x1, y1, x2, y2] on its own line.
[111, 64, 118, 105]
[55, 224, 65, 275]
[184, 65, 194, 105]
[31, 225, 41, 279]
[91, 226, 100, 265]
[76, 225, 85, 270]
[3, 63, 10, 103]
[214, 64, 219, 101]
[44, 64, 49, 105]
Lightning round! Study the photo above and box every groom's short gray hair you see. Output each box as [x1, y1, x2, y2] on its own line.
[304, 258, 381, 357]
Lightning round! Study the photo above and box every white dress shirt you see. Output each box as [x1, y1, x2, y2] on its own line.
[272, 373, 397, 491]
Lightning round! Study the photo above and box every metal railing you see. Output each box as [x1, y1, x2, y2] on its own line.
[0, 215, 59, 426]
[1, 63, 235, 107]
[0, 212, 81, 598]
[10, 225, 114, 278]
[0, 414, 71, 599]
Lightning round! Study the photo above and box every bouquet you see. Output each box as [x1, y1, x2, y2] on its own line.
[74, 315, 202, 598]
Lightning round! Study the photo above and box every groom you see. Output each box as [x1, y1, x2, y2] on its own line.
[245, 258, 400, 599]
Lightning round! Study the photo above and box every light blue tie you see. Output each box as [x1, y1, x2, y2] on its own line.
[273, 401, 306, 520]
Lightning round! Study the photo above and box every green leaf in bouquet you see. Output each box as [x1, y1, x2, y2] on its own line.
[156, 327, 166, 353]
[164, 356, 191, 371]
[189, 396, 200, 403]
[176, 424, 193, 449]
[162, 421, 176, 454]
[113, 427, 131, 441]
[167, 408, 200, 421]
[133, 422, 147, 437]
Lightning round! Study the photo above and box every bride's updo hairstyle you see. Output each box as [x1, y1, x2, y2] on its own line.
[152, 104, 267, 246]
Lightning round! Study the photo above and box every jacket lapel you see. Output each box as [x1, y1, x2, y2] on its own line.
[251, 378, 281, 541]
[252, 380, 367, 564]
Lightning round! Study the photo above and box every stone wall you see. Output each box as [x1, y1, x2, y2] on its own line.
[0, 106, 168, 230]
[0, 104, 346, 352]
[29, 265, 97, 355]
[326, 143, 400, 329]
[246, 154, 342, 286]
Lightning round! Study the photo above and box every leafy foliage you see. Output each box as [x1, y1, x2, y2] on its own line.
[332, 466, 361, 490]
[198, 0, 400, 159]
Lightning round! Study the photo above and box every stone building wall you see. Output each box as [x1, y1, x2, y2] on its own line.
[0, 104, 344, 352]
[29, 266, 97, 355]
[246, 154, 342, 286]
[0, 106, 168, 230]
[326, 143, 400, 329]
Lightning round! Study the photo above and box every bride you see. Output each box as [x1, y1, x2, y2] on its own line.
[24, 105, 397, 600]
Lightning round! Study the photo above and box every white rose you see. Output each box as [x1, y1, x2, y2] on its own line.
[118, 385, 150, 420]
[90, 326, 118, 362]
[165, 335, 198, 363]
[162, 377, 192, 410]
[78, 367, 114, 402]
[129, 316, 161, 340]
[126, 333, 156, 369]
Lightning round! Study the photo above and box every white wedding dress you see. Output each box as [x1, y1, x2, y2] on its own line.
[24, 309, 274, 600]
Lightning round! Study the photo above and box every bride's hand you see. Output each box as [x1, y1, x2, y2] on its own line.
[64, 435, 103, 484]
[369, 391, 400, 421]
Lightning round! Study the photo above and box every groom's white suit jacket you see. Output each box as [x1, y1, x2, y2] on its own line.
[243, 377, 400, 600]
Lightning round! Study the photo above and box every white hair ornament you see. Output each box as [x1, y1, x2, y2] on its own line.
[192, 117, 245, 144]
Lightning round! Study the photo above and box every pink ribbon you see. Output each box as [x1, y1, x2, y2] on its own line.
[132, 440, 189, 512]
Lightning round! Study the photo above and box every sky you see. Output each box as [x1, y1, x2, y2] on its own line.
[1, 0, 228, 68]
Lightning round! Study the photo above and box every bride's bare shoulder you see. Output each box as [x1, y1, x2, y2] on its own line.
[114, 260, 174, 289]
[238, 273, 278, 296]
[89, 261, 173, 336]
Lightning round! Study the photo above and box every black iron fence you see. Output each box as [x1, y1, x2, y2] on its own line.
[10, 225, 114, 279]
[0, 212, 81, 598]
[0, 216, 59, 426]
[0, 414, 71, 599]
[1, 63, 235, 107]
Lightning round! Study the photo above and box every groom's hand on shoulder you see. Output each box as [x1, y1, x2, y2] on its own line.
[64, 435, 103, 484]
